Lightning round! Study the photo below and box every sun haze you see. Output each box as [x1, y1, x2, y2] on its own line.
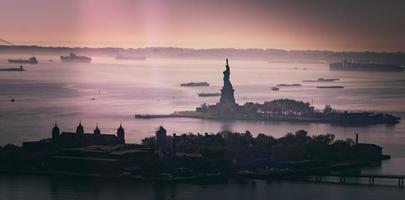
[1, 0, 405, 51]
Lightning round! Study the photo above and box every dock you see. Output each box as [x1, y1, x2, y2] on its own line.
[294, 173, 405, 187]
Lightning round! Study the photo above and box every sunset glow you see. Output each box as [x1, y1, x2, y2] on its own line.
[1, 0, 405, 51]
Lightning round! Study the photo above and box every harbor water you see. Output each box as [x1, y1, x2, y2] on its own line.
[1, 55, 405, 199]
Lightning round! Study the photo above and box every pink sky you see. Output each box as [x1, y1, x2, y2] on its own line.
[1, 0, 405, 51]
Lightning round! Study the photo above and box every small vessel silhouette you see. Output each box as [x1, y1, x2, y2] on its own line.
[8, 57, 38, 64]
[60, 53, 91, 63]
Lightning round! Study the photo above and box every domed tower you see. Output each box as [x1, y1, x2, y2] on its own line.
[116, 123, 125, 144]
[52, 122, 60, 142]
[76, 121, 84, 134]
[93, 124, 101, 135]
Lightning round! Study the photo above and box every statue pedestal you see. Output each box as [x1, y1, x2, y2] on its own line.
[219, 87, 236, 105]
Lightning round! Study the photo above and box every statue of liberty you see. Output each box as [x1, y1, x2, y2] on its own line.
[223, 58, 233, 88]
[219, 58, 236, 105]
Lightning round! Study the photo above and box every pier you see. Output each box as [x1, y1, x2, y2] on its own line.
[294, 173, 405, 187]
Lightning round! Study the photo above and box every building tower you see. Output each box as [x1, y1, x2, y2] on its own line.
[155, 126, 167, 157]
[76, 121, 84, 134]
[52, 122, 60, 142]
[93, 124, 101, 135]
[116, 123, 125, 144]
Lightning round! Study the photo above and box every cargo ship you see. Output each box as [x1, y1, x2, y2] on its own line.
[8, 57, 38, 64]
[0, 65, 25, 72]
[330, 61, 404, 72]
[303, 78, 340, 82]
[317, 86, 344, 89]
[60, 53, 91, 63]
[277, 83, 302, 87]
[198, 92, 221, 97]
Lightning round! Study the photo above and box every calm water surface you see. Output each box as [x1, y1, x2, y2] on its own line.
[1, 174, 405, 200]
[0, 54, 405, 199]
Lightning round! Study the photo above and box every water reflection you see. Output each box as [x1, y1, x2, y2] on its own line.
[1, 174, 405, 200]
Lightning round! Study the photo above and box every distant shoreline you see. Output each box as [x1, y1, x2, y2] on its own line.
[1, 45, 405, 64]
[1, 44, 404, 54]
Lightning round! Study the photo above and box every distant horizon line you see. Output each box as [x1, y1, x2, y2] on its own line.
[1, 44, 404, 54]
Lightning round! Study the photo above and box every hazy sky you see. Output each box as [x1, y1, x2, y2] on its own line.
[1, 0, 405, 51]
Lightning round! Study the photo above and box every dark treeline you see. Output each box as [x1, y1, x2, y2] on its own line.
[142, 130, 377, 164]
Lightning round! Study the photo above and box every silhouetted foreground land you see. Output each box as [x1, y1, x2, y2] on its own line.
[0, 126, 388, 181]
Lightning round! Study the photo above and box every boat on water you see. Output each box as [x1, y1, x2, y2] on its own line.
[277, 83, 302, 87]
[330, 61, 404, 72]
[303, 78, 340, 82]
[272, 86, 279, 91]
[180, 82, 210, 87]
[8, 57, 38, 64]
[198, 93, 221, 97]
[115, 53, 146, 60]
[317, 86, 344, 89]
[0, 65, 25, 72]
[60, 53, 91, 63]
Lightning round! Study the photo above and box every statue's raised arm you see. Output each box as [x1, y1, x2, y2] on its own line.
[223, 58, 230, 83]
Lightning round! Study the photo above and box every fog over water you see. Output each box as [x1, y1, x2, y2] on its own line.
[1, 55, 405, 199]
